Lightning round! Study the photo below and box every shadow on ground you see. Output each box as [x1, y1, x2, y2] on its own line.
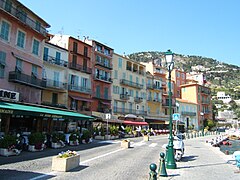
[0, 140, 114, 166]
[0, 169, 55, 180]
[181, 155, 198, 162]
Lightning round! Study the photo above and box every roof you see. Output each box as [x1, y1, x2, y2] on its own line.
[176, 98, 198, 105]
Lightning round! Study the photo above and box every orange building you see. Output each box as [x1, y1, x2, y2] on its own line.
[181, 83, 212, 129]
[171, 69, 186, 98]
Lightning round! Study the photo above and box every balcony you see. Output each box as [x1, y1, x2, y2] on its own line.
[8, 71, 46, 89]
[68, 84, 91, 94]
[162, 101, 176, 107]
[93, 94, 111, 101]
[134, 97, 143, 103]
[120, 94, 130, 100]
[95, 59, 113, 70]
[43, 55, 68, 67]
[94, 75, 112, 83]
[181, 111, 196, 116]
[41, 102, 67, 109]
[120, 79, 143, 89]
[45, 79, 67, 90]
[146, 84, 163, 90]
[201, 89, 211, 95]
[113, 107, 147, 116]
[69, 62, 92, 74]
[0, 0, 47, 36]
[201, 101, 210, 104]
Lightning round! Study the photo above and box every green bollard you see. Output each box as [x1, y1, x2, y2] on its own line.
[149, 163, 157, 180]
[187, 133, 190, 139]
[197, 132, 199, 137]
[194, 133, 196, 138]
[158, 152, 168, 177]
[191, 133, 193, 138]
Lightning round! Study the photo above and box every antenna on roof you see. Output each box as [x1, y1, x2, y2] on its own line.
[83, 36, 89, 42]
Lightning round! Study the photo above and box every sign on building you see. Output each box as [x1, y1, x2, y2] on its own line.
[0, 89, 19, 101]
[173, 113, 181, 121]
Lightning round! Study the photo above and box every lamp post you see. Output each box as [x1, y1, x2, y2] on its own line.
[164, 49, 177, 169]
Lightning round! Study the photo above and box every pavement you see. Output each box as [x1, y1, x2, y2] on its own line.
[0, 134, 240, 180]
[160, 134, 240, 180]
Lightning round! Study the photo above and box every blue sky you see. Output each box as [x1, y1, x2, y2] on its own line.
[20, 0, 240, 66]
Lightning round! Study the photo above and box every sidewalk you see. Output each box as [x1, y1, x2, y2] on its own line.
[161, 135, 239, 180]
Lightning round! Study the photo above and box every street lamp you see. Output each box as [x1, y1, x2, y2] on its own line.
[164, 49, 177, 169]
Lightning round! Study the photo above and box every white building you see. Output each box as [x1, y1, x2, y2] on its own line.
[217, 92, 232, 104]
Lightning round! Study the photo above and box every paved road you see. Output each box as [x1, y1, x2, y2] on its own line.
[0, 135, 239, 180]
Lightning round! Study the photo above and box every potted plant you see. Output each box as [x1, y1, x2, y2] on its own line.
[28, 132, 45, 152]
[94, 126, 105, 140]
[52, 150, 80, 172]
[51, 132, 66, 148]
[0, 135, 21, 156]
[81, 129, 91, 144]
[69, 133, 79, 146]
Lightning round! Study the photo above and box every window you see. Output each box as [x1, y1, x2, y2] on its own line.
[69, 74, 79, 90]
[0, 51, 6, 78]
[122, 72, 126, 79]
[73, 42, 78, 53]
[118, 58, 122, 68]
[35, 21, 41, 32]
[136, 77, 139, 84]
[32, 65, 38, 78]
[142, 79, 144, 87]
[55, 52, 61, 64]
[72, 55, 77, 67]
[17, 30, 25, 48]
[96, 45, 102, 52]
[129, 89, 133, 97]
[84, 46, 88, 57]
[0, 20, 10, 41]
[4, 0, 12, 13]
[114, 70, 118, 79]
[43, 47, 48, 61]
[32, 39, 40, 55]
[104, 87, 108, 99]
[16, 58, 22, 72]
[104, 48, 110, 56]
[96, 86, 100, 98]
[53, 72, 60, 87]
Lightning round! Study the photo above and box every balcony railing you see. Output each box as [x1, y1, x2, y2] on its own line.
[41, 102, 67, 109]
[134, 97, 143, 103]
[45, 79, 67, 90]
[0, 0, 47, 36]
[94, 75, 112, 83]
[43, 55, 68, 67]
[162, 101, 176, 107]
[120, 94, 130, 100]
[8, 71, 46, 89]
[68, 84, 91, 94]
[95, 59, 113, 69]
[181, 111, 196, 116]
[113, 107, 147, 115]
[146, 84, 163, 90]
[120, 79, 143, 89]
[69, 62, 92, 74]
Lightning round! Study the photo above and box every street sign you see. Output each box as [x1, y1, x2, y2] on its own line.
[105, 113, 111, 120]
[172, 113, 180, 121]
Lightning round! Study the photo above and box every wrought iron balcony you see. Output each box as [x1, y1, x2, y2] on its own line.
[181, 111, 196, 116]
[120, 94, 130, 100]
[162, 101, 176, 107]
[134, 97, 143, 103]
[43, 55, 68, 67]
[0, 0, 48, 36]
[93, 94, 111, 101]
[45, 79, 67, 90]
[146, 84, 163, 90]
[41, 101, 67, 109]
[113, 107, 147, 116]
[68, 84, 91, 94]
[69, 62, 92, 74]
[95, 59, 113, 70]
[8, 71, 46, 89]
[120, 79, 143, 89]
[94, 75, 112, 83]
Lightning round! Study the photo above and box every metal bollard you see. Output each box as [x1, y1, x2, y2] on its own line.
[149, 163, 157, 180]
[158, 152, 168, 177]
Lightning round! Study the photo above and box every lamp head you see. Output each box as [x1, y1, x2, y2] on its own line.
[164, 49, 174, 70]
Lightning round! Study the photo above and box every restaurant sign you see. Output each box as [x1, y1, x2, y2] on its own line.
[0, 89, 19, 101]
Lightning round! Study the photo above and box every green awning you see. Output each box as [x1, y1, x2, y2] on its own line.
[0, 102, 94, 120]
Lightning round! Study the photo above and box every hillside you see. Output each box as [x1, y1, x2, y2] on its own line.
[128, 51, 240, 98]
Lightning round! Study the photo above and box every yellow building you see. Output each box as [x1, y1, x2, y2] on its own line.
[112, 53, 148, 126]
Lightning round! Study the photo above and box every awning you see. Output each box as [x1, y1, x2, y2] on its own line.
[69, 95, 93, 102]
[0, 102, 94, 120]
[123, 120, 148, 126]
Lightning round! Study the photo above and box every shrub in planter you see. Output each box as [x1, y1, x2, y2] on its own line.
[69, 133, 80, 145]
[28, 132, 45, 150]
[52, 132, 66, 143]
[81, 129, 91, 143]
[0, 135, 17, 149]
